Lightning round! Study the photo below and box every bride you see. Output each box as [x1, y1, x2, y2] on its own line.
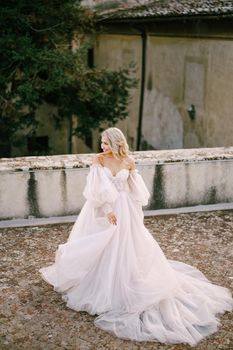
[39, 127, 233, 346]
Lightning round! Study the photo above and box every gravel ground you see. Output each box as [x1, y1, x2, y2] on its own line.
[0, 210, 233, 350]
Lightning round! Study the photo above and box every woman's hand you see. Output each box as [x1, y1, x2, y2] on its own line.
[107, 211, 117, 225]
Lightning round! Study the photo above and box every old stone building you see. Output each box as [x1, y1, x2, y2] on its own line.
[93, 0, 233, 150]
[11, 1, 233, 156]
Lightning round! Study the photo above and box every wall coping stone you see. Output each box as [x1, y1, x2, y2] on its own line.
[1, 147, 233, 172]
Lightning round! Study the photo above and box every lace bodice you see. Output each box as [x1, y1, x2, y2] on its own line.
[83, 163, 150, 210]
[103, 166, 130, 192]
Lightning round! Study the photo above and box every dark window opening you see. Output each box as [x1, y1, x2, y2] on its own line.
[27, 136, 49, 154]
[0, 142, 11, 157]
[84, 132, 93, 149]
[87, 48, 94, 68]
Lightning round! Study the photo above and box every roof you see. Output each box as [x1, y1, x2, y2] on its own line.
[97, 0, 233, 22]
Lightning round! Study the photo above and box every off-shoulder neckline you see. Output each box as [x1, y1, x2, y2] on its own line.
[91, 163, 137, 177]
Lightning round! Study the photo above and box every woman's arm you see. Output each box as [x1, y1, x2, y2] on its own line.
[127, 164, 150, 206]
[90, 154, 117, 225]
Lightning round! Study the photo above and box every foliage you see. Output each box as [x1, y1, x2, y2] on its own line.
[0, 0, 137, 156]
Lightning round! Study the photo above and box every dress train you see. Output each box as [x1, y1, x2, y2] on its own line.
[39, 164, 233, 346]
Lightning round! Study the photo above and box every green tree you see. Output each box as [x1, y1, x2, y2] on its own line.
[0, 0, 136, 157]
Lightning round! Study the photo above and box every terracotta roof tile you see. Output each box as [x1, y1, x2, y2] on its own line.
[97, 0, 233, 21]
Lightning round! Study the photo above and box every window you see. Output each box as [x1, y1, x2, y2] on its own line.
[27, 136, 49, 154]
[84, 132, 93, 149]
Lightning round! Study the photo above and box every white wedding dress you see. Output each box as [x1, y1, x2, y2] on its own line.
[39, 163, 233, 346]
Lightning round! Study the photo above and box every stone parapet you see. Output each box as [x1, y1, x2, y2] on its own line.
[1, 147, 233, 220]
[1, 147, 233, 172]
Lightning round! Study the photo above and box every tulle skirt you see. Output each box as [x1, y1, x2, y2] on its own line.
[39, 192, 233, 346]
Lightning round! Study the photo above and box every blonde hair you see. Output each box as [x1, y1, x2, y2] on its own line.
[101, 127, 129, 160]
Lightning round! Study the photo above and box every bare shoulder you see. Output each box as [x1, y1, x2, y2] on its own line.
[125, 156, 136, 170]
[91, 153, 104, 166]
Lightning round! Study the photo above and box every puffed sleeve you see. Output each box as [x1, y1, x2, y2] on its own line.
[128, 169, 150, 206]
[83, 164, 119, 216]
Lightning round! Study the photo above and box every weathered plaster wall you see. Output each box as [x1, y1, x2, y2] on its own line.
[11, 103, 95, 158]
[1, 148, 233, 220]
[143, 36, 233, 149]
[94, 34, 141, 150]
[94, 34, 233, 151]
[10, 32, 233, 157]
[142, 88, 183, 149]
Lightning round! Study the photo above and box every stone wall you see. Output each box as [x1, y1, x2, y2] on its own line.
[94, 34, 233, 150]
[143, 36, 233, 149]
[1, 148, 233, 220]
[94, 34, 142, 151]
[10, 32, 233, 157]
